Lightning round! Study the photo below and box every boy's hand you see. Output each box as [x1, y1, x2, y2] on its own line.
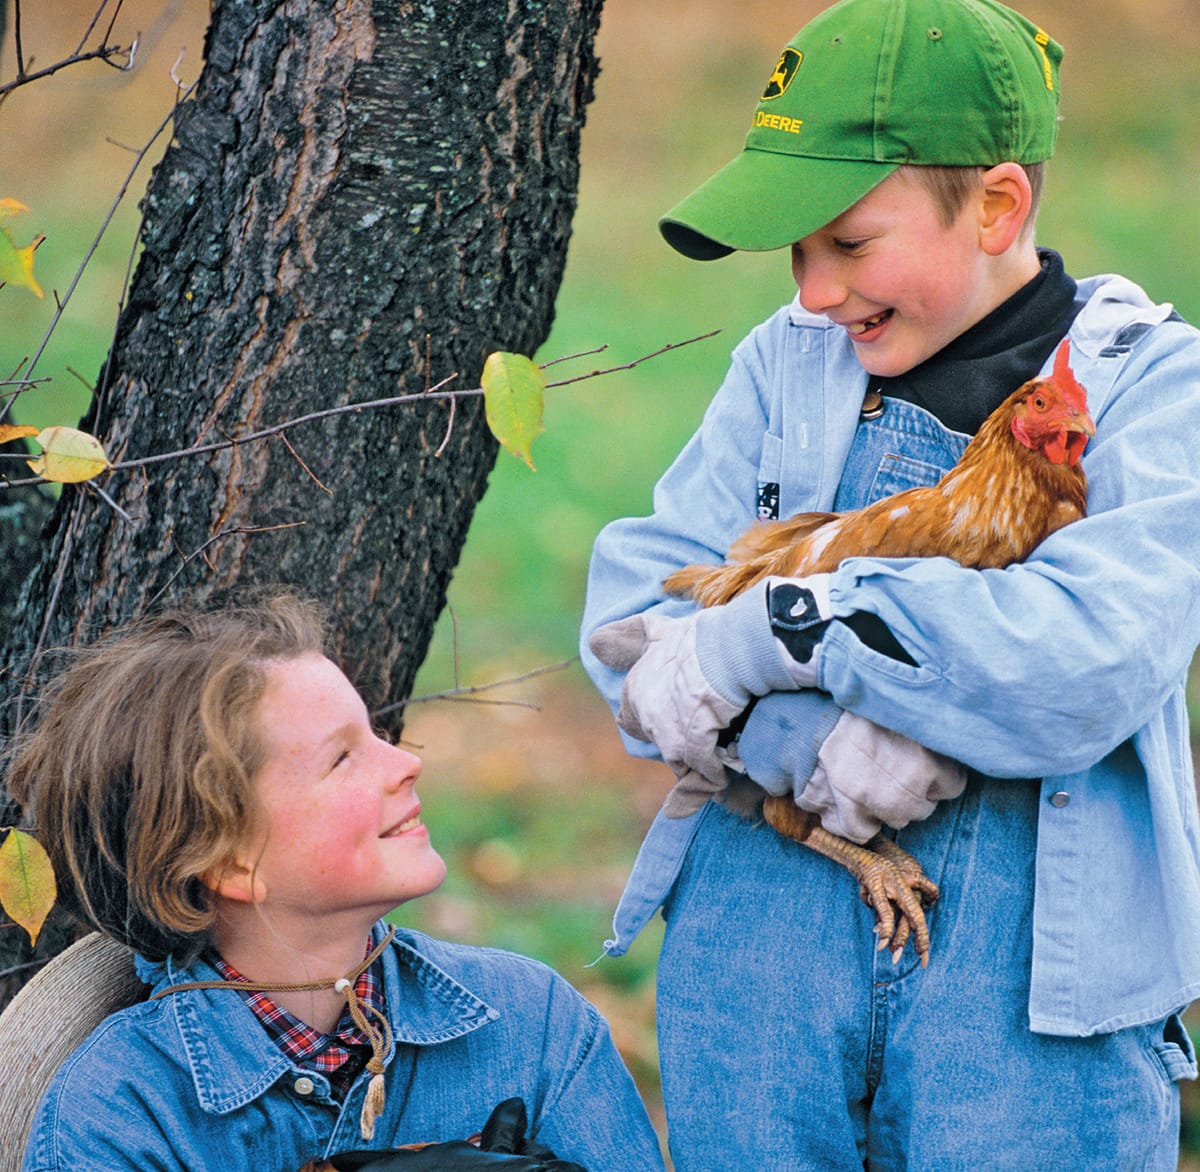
[796, 710, 967, 842]
[589, 576, 834, 814]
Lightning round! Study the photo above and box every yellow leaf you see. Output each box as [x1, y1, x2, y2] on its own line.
[481, 351, 545, 471]
[0, 829, 57, 947]
[0, 423, 39, 444]
[0, 199, 43, 298]
[27, 426, 111, 483]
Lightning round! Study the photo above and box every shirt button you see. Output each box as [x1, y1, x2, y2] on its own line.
[294, 1076, 316, 1096]
[1049, 790, 1070, 808]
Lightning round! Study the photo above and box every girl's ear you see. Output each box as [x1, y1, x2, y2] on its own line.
[200, 859, 267, 905]
[977, 162, 1035, 256]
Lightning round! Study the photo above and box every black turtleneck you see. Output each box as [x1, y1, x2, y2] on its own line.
[868, 248, 1082, 435]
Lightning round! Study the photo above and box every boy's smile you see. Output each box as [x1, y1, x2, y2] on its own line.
[790, 168, 1040, 378]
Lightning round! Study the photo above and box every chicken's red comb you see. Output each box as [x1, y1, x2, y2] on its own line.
[1049, 339, 1088, 410]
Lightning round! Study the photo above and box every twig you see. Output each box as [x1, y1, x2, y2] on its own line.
[13, 0, 26, 77]
[85, 479, 135, 522]
[373, 657, 578, 719]
[99, 0, 128, 58]
[0, 0, 135, 100]
[145, 522, 307, 609]
[542, 330, 721, 390]
[539, 343, 608, 369]
[76, 0, 116, 54]
[169, 47, 187, 91]
[18, 510, 79, 733]
[450, 606, 462, 689]
[434, 393, 457, 457]
[0, 44, 136, 98]
[0, 331, 720, 488]
[0, 959, 45, 981]
[278, 433, 332, 495]
[0, 81, 197, 426]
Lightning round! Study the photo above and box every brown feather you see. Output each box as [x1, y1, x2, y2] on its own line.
[664, 355, 1092, 609]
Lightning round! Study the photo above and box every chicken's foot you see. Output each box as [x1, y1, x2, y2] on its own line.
[761, 795, 939, 966]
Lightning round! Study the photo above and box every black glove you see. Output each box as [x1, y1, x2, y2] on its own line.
[327, 1099, 586, 1172]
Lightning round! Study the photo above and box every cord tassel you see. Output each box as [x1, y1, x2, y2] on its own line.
[336, 970, 394, 1140]
[360, 1065, 387, 1140]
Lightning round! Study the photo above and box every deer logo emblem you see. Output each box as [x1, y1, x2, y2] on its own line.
[762, 48, 802, 100]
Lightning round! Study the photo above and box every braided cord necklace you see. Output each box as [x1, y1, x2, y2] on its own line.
[151, 926, 396, 1140]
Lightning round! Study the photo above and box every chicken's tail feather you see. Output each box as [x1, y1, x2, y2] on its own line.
[663, 512, 838, 607]
[663, 560, 766, 607]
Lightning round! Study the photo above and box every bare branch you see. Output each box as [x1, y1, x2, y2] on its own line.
[373, 657, 578, 719]
[85, 479, 135, 522]
[278, 433, 332, 496]
[540, 343, 608, 369]
[0, 0, 136, 100]
[0, 331, 721, 489]
[145, 522, 307, 610]
[542, 329, 721, 390]
[0, 83, 197, 426]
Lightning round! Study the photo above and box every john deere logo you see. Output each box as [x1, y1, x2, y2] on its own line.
[762, 48, 802, 100]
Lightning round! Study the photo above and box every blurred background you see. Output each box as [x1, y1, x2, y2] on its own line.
[4, 0, 1200, 1162]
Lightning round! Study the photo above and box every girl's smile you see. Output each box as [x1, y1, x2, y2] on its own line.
[242, 653, 447, 928]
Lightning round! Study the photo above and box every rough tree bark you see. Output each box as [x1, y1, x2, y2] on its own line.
[0, 0, 603, 1001]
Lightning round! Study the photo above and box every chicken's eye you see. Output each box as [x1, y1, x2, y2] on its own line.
[1032, 393, 1047, 410]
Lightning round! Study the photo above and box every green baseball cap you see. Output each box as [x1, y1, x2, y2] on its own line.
[660, 0, 1063, 260]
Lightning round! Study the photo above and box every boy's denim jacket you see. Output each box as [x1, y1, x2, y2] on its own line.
[581, 273, 1200, 1039]
[22, 923, 665, 1171]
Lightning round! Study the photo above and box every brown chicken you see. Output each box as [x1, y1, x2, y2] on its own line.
[663, 340, 1095, 964]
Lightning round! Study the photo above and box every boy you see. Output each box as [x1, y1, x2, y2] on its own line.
[11, 597, 665, 1170]
[581, 0, 1200, 1167]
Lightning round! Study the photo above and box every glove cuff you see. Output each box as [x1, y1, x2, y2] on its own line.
[694, 582, 803, 705]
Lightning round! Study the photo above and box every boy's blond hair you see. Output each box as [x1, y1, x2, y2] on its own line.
[901, 162, 1045, 234]
[6, 595, 325, 961]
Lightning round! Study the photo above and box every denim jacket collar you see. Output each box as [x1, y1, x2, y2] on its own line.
[136, 923, 500, 1116]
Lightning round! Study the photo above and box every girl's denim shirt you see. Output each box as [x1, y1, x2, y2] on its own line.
[22, 923, 666, 1171]
[582, 273, 1200, 1040]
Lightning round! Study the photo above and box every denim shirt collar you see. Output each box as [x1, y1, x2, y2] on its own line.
[135, 922, 500, 1116]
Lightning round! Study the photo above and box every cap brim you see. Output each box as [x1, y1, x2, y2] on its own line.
[659, 148, 899, 260]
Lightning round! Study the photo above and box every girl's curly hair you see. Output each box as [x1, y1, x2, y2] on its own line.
[6, 594, 325, 962]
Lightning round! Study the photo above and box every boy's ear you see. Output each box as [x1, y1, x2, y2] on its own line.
[977, 162, 1035, 256]
[200, 859, 267, 905]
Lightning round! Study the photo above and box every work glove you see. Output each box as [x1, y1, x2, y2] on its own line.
[589, 575, 834, 816]
[794, 709, 968, 842]
[319, 1099, 585, 1171]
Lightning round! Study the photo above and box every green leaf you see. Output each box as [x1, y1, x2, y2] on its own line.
[0, 828, 57, 947]
[0, 199, 43, 298]
[481, 351, 545, 471]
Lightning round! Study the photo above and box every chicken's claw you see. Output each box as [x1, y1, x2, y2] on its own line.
[854, 833, 939, 966]
[761, 796, 939, 966]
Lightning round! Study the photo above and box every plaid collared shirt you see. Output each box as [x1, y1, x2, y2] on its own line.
[212, 944, 387, 1100]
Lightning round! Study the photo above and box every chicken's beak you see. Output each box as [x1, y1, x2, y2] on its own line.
[1056, 411, 1095, 466]
[1064, 408, 1097, 439]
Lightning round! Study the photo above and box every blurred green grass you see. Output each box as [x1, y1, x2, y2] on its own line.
[5, 1, 1200, 1162]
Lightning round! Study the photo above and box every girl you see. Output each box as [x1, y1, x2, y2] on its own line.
[9, 595, 664, 1171]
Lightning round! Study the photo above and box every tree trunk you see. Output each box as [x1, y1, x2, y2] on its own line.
[0, 0, 602, 1001]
